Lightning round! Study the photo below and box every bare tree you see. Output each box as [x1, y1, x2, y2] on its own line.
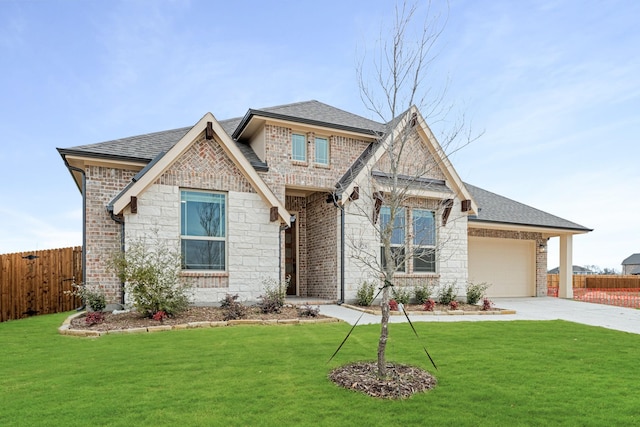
[344, 1, 478, 377]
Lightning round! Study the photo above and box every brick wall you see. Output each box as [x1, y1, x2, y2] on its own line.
[85, 165, 138, 303]
[306, 192, 338, 299]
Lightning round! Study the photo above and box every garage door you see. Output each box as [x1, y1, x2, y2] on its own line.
[468, 237, 535, 297]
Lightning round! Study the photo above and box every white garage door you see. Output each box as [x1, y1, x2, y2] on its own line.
[468, 237, 535, 297]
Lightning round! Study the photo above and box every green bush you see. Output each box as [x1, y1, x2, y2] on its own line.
[466, 282, 491, 305]
[391, 286, 411, 304]
[67, 284, 106, 312]
[413, 284, 432, 304]
[355, 281, 376, 306]
[437, 283, 457, 305]
[258, 277, 288, 314]
[111, 236, 191, 318]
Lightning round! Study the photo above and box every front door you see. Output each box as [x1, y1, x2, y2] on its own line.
[284, 220, 297, 295]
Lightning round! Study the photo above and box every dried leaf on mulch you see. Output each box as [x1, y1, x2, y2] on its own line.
[329, 361, 437, 399]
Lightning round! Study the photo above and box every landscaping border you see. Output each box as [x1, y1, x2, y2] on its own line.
[58, 311, 341, 337]
[341, 304, 516, 316]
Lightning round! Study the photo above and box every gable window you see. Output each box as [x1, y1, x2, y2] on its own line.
[181, 190, 226, 270]
[315, 136, 329, 165]
[380, 206, 406, 272]
[413, 209, 436, 273]
[292, 133, 306, 162]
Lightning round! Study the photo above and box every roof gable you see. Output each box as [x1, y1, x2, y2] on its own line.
[109, 113, 289, 226]
[337, 106, 477, 212]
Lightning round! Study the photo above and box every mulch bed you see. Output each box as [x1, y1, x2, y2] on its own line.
[329, 361, 437, 399]
[70, 306, 319, 331]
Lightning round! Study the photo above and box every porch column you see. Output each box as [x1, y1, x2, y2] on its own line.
[558, 234, 573, 299]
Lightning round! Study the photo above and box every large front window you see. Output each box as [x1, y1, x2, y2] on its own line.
[181, 190, 226, 270]
[379, 206, 437, 273]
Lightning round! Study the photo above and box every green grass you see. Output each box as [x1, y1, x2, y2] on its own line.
[1, 313, 639, 426]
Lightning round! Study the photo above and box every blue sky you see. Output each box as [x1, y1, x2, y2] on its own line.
[1, 0, 638, 271]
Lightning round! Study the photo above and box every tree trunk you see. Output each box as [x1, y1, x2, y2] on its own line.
[377, 282, 391, 377]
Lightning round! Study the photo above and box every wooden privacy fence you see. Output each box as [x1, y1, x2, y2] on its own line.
[0, 247, 82, 322]
[547, 274, 640, 289]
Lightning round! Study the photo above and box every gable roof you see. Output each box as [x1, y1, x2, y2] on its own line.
[622, 253, 640, 265]
[465, 183, 591, 233]
[58, 100, 591, 235]
[108, 113, 290, 226]
[336, 106, 477, 213]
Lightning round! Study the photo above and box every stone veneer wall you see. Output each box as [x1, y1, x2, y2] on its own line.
[123, 134, 280, 304]
[468, 228, 548, 296]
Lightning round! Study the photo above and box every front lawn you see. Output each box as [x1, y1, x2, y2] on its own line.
[1, 312, 638, 426]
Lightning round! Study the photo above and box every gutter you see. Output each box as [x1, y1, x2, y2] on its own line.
[65, 164, 87, 307]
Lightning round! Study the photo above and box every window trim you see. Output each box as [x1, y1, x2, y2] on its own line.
[380, 206, 406, 272]
[314, 135, 329, 165]
[291, 132, 307, 162]
[180, 189, 228, 271]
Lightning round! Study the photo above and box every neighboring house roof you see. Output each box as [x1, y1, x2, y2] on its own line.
[465, 183, 592, 233]
[548, 266, 593, 274]
[622, 253, 640, 265]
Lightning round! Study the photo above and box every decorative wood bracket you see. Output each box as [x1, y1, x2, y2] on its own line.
[441, 199, 454, 226]
[270, 206, 278, 222]
[461, 199, 472, 212]
[349, 186, 360, 201]
[130, 196, 138, 214]
[373, 192, 383, 224]
[205, 121, 214, 140]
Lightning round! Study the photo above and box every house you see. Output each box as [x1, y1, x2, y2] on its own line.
[58, 100, 591, 305]
[622, 254, 640, 275]
[548, 265, 594, 275]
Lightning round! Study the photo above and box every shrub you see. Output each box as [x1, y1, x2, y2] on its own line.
[414, 284, 432, 304]
[67, 284, 106, 312]
[423, 298, 436, 311]
[389, 299, 399, 311]
[449, 300, 459, 310]
[85, 311, 105, 325]
[391, 286, 411, 304]
[482, 297, 494, 311]
[152, 311, 167, 322]
[437, 283, 457, 305]
[298, 304, 320, 317]
[355, 281, 376, 306]
[466, 282, 490, 305]
[111, 235, 192, 318]
[220, 294, 247, 320]
[258, 277, 288, 314]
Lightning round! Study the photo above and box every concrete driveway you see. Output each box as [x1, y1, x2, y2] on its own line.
[318, 297, 640, 335]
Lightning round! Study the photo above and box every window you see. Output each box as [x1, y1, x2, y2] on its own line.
[292, 133, 306, 162]
[379, 206, 437, 273]
[380, 206, 406, 272]
[413, 209, 436, 273]
[315, 136, 329, 165]
[180, 190, 226, 270]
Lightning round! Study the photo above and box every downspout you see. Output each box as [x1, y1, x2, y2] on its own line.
[66, 165, 86, 309]
[107, 206, 125, 305]
[331, 194, 345, 305]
